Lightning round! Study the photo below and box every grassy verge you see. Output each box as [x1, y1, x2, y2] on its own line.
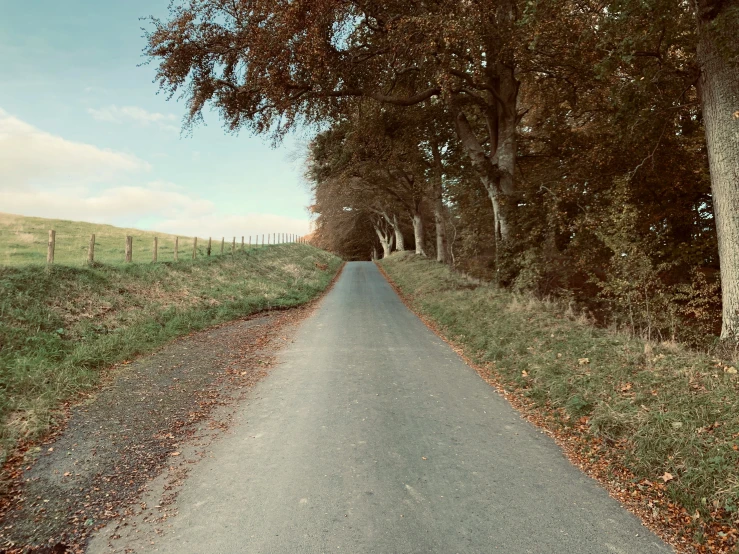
[380, 252, 739, 552]
[0, 244, 341, 462]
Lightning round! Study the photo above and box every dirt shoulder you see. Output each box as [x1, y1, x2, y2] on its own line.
[0, 264, 343, 553]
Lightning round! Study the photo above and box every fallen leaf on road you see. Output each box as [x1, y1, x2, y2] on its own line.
[422, 457, 427, 460]
[171, 452, 181, 457]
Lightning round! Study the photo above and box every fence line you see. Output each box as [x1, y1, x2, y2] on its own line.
[42, 230, 308, 266]
[88, 234, 95, 265]
[47, 230, 56, 264]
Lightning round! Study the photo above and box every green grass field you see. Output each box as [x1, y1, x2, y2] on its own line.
[0, 215, 339, 465]
[0, 212, 272, 266]
[380, 252, 739, 549]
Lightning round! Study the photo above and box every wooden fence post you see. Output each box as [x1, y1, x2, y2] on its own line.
[125, 236, 133, 263]
[47, 230, 56, 265]
[232, 237, 236, 255]
[153, 237, 158, 263]
[207, 237, 212, 256]
[174, 237, 179, 261]
[221, 237, 225, 255]
[87, 234, 95, 265]
[192, 237, 198, 259]
[241, 236, 244, 251]
[249, 236, 252, 247]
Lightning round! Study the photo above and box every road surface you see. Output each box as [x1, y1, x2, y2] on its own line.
[98, 261, 671, 553]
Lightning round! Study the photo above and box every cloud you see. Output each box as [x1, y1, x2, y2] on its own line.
[0, 108, 148, 189]
[0, 109, 310, 238]
[0, 184, 214, 223]
[88, 105, 178, 131]
[1, 185, 311, 238]
[152, 213, 312, 240]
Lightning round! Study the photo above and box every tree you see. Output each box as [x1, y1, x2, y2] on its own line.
[305, 106, 443, 257]
[692, 0, 739, 339]
[145, 0, 738, 342]
[144, 0, 524, 252]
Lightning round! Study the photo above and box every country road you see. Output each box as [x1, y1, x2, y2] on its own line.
[92, 262, 672, 553]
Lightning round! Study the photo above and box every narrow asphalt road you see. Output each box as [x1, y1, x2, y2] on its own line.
[103, 262, 671, 553]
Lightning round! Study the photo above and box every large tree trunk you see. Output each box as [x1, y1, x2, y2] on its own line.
[449, 79, 517, 246]
[374, 223, 393, 259]
[411, 212, 426, 256]
[392, 214, 405, 252]
[494, 59, 518, 243]
[694, 0, 739, 340]
[379, 237, 392, 259]
[431, 142, 449, 263]
[433, 195, 449, 263]
[452, 109, 507, 240]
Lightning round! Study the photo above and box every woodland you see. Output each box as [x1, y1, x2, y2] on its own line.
[144, 0, 739, 347]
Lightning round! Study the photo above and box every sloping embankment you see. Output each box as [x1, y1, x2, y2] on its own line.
[0, 245, 341, 462]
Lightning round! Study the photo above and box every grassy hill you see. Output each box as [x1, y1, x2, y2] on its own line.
[0, 212, 236, 266]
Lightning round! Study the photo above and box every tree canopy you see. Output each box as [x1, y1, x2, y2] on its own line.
[145, 0, 739, 343]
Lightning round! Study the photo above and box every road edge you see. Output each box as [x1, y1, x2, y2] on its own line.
[375, 260, 682, 554]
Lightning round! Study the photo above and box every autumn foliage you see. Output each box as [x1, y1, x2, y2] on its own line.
[144, 0, 739, 345]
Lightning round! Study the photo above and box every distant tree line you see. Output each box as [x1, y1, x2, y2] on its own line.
[145, 0, 738, 344]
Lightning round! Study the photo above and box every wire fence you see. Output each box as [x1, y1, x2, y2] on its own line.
[2, 229, 306, 267]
